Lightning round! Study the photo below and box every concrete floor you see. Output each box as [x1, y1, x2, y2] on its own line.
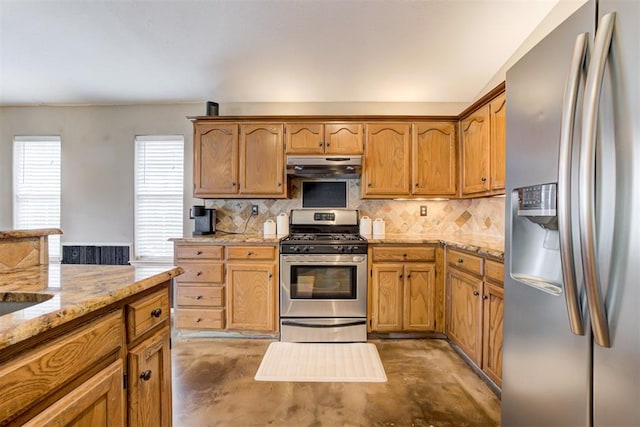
[171, 338, 501, 427]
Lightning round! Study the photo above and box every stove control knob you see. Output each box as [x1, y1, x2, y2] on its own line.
[292, 246, 300, 253]
[302, 246, 310, 253]
[336, 246, 344, 253]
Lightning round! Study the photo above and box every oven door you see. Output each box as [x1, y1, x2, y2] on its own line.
[280, 254, 367, 318]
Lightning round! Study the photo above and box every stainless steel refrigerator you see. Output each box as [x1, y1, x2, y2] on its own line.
[503, 0, 639, 425]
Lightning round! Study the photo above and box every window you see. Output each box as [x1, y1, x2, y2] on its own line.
[13, 136, 62, 260]
[135, 135, 184, 261]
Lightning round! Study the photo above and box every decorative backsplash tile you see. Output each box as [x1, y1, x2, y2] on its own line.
[203, 179, 505, 237]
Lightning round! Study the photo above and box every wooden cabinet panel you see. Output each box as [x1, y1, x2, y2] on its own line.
[226, 245, 276, 261]
[448, 249, 484, 276]
[0, 311, 123, 422]
[446, 268, 483, 365]
[372, 246, 435, 262]
[363, 123, 411, 196]
[460, 105, 490, 195]
[194, 123, 238, 197]
[175, 262, 224, 284]
[239, 124, 285, 196]
[127, 326, 172, 427]
[23, 360, 125, 427]
[285, 123, 324, 154]
[371, 264, 404, 331]
[404, 263, 436, 331]
[176, 286, 224, 307]
[175, 245, 223, 261]
[489, 92, 506, 191]
[483, 282, 504, 386]
[226, 263, 276, 331]
[324, 123, 363, 154]
[412, 122, 457, 196]
[126, 289, 170, 343]
[485, 259, 504, 284]
[175, 308, 225, 329]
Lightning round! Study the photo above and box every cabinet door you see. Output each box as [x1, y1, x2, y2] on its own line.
[412, 122, 457, 196]
[460, 105, 490, 195]
[446, 268, 483, 365]
[194, 123, 238, 196]
[324, 123, 363, 154]
[23, 360, 125, 427]
[226, 263, 276, 331]
[128, 326, 172, 427]
[239, 124, 285, 196]
[371, 263, 404, 331]
[404, 263, 436, 331]
[482, 282, 504, 386]
[285, 123, 324, 154]
[363, 123, 411, 197]
[489, 93, 506, 191]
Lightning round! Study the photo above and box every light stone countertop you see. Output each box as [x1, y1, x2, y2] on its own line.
[0, 263, 183, 352]
[170, 233, 282, 244]
[0, 228, 63, 239]
[366, 233, 504, 260]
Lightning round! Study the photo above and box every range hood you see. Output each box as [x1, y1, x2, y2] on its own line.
[286, 155, 362, 179]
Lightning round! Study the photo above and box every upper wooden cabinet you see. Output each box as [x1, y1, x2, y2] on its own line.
[412, 122, 457, 196]
[460, 88, 506, 197]
[363, 123, 411, 197]
[193, 122, 238, 197]
[193, 121, 286, 198]
[489, 92, 506, 191]
[285, 123, 363, 155]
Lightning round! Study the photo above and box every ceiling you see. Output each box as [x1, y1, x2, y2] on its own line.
[0, 0, 562, 106]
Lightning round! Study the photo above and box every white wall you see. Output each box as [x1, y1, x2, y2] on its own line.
[0, 104, 201, 244]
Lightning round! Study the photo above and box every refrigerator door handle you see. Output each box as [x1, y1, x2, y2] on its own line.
[558, 32, 589, 336]
[579, 12, 616, 348]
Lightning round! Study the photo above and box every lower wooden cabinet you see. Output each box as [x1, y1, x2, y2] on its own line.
[127, 326, 172, 427]
[226, 263, 276, 331]
[369, 245, 438, 332]
[23, 360, 125, 427]
[446, 248, 504, 386]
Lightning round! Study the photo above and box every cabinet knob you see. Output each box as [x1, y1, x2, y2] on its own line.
[318, 142, 323, 147]
[195, 295, 202, 300]
[140, 370, 152, 381]
[196, 271, 202, 276]
[415, 183, 420, 187]
[403, 253, 407, 257]
[278, 182, 282, 187]
[231, 182, 236, 186]
[268, 273, 273, 279]
[399, 274, 403, 279]
[196, 250, 203, 255]
[473, 291, 480, 296]
[326, 142, 330, 146]
[482, 295, 489, 300]
[367, 183, 372, 187]
[481, 177, 487, 182]
[246, 251, 253, 256]
[407, 274, 411, 278]
[457, 258, 464, 264]
[151, 308, 162, 318]
[196, 318, 202, 323]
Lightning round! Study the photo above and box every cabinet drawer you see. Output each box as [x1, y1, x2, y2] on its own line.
[485, 259, 504, 285]
[175, 308, 225, 329]
[176, 262, 224, 283]
[372, 246, 435, 262]
[0, 311, 123, 422]
[126, 288, 170, 342]
[227, 246, 275, 261]
[175, 244, 224, 261]
[176, 286, 224, 307]
[448, 249, 484, 276]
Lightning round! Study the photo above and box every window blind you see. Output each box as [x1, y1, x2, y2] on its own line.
[13, 136, 62, 260]
[134, 135, 184, 261]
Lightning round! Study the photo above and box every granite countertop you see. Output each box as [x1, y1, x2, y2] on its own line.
[367, 233, 504, 260]
[170, 233, 282, 244]
[0, 263, 183, 352]
[0, 228, 63, 239]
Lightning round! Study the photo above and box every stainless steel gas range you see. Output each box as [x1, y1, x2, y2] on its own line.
[279, 209, 367, 342]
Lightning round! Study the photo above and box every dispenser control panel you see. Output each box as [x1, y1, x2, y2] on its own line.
[517, 183, 557, 217]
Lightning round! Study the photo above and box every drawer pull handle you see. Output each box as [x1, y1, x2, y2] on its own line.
[246, 251, 253, 256]
[399, 274, 403, 279]
[195, 295, 202, 300]
[318, 141, 323, 147]
[151, 308, 162, 318]
[326, 142, 330, 146]
[403, 253, 407, 257]
[196, 271, 202, 276]
[457, 258, 464, 263]
[473, 291, 480, 296]
[481, 177, 487, 182]
[268, 273, 272, 279]
[482, 295, 489, 300]
[196, 318, 202, 323]
[196, 250, 203, 255]
[407, 274, 411, 278]
[140, 370, 152, 381]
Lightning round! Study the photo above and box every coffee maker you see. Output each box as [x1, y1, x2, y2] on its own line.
[190, 206, 216, 236]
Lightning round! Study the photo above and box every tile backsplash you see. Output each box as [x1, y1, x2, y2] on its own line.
[203, 179, 505, 237]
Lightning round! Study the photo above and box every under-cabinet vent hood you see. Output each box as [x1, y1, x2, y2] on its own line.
[286, 155, 362, 179]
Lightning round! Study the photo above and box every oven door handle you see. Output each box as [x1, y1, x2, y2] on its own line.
[281, 320, 367, 328]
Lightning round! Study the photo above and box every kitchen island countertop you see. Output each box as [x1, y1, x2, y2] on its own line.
[0, 263, 183, 352]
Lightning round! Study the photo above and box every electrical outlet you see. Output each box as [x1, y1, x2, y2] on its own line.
[251, 205, 259, 215]
[420, 205, 427, 216]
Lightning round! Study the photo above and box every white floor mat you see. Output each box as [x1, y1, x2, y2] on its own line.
[254, 342, 387, 383]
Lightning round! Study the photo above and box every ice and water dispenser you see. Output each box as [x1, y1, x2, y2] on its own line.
[511, 183, 564, 295]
